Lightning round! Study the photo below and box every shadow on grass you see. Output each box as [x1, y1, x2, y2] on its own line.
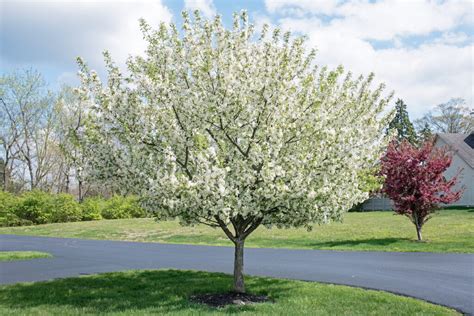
[0, 270, 292, 314]
[311, 238, 411, 248]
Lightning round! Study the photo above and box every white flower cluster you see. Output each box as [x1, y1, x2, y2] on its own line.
[77, 11, 393, 234]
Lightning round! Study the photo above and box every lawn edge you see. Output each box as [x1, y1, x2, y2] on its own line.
[0, 268, 462, 315]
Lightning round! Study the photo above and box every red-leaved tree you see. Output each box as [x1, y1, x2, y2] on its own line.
[380, 140, 462, 241]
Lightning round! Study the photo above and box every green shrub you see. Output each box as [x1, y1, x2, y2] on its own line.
[50, 193, 82, 223]
[15, 191, 81, 224]
[81, 197, 104, 221]
[0, 191, 16, 219]
[1, 190, 146, 226]
[15, 190, 54, 224]
[101, 195, 146, 219]
[124, 196, 147, 218]
[0, 191, 30, 227]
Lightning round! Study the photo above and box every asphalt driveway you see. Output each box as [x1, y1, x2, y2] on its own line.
[1, 234, 473, 314]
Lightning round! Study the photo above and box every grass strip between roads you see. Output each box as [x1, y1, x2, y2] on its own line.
[0, 251, 52, 261]
[1, 209, 472, 253]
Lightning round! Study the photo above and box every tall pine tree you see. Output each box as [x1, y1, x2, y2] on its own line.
[418, 122, 433, 142]
[388, 99, 418, 144]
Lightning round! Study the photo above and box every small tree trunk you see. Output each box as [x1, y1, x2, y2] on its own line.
[233, 239, 245, 293]
[412, 212, 423, 241]
[2, 167, 8, 191]
[416, 226, 422, 241]
[78, 179, 83, 202]
[64, 171, 70, 194]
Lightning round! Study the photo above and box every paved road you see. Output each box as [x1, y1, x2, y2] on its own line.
[1, 235, 473, 314]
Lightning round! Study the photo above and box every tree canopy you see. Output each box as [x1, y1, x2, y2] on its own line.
[77, 11, 394, 293]
[380, 140, 461, 241]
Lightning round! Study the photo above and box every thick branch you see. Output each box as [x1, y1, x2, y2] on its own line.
[241, 217, 263, 239]
[215, 216, 236, 242]
[170, 104, 193, 179]
[219, 117, 247, 157]
[205, 128, 222, 150]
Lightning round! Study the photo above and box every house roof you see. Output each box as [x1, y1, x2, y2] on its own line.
[435, 133, 474, 169]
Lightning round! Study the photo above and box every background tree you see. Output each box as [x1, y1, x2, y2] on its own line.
[0, 70, 88, 194]
[415, 98, 473, 134]
[380, 140, 462, 241]
[387, 99, 417, 144]
[55, 86, 89, 200]
[78, 11, 393, 293]
[0, 70, 59, 190]
[0, 95, 22, 191]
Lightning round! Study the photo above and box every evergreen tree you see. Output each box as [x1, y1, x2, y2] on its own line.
[418, 122, 433, 142]
[388, 99, 418, 144]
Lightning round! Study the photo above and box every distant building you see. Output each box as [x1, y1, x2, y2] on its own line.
[361, 133, 474, 210]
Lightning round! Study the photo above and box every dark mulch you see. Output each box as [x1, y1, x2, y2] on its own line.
[190, 292, 270, 307]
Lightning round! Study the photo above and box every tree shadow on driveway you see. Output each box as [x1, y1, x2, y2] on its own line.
[311, 238, 411, 249]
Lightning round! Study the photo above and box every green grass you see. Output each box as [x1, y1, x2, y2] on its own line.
[1, 209, 473, 253]
[0, 269, 459, 315]
[0, 251, 52, 261]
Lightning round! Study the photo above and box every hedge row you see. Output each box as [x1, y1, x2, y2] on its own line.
[0, 191, 147, 227]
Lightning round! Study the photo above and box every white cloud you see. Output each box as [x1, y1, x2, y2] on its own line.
[433, 32, 471, 46]
[270, 0, 473, 118]
[265, 0, 341, 16]
[268, 0, 471, 40]
[0, 0, 172, 70]
[184, 0, 216, 18]
[252, 12, 276, 35]
[333, 0, 471, 41]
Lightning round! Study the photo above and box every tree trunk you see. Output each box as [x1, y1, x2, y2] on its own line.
[78, 179, 83, 202]
[233, 239, 245, 293]
[2, 165, 8, 191]
[2, 154, 9, 191]
[416, 226, 422, 241]
[27, 159, 35, 189]
[412, 212, 423, 241]
[64, 171, 70, 194]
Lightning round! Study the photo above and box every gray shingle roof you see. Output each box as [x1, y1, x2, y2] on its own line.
[436, 133, 474, 169]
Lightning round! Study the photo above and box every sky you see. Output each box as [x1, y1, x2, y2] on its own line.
[0, 0, 473, 119]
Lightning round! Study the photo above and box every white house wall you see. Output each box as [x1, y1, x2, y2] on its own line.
[435, 138, 474, 207]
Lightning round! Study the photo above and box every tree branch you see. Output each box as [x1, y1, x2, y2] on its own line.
[215, 216, 236, 242]
[242, 217, 263, 239]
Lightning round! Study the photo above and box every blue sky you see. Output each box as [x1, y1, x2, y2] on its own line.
[1, 0, 472, 118]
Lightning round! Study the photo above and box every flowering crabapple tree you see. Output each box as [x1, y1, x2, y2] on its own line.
[380, 140, 462, 241]
[77, 11, 393, 293]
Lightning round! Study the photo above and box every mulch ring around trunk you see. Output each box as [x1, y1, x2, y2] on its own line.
[190, 292, 271, 307]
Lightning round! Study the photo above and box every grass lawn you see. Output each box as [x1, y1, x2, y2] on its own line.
[0, 251, 52, 261]
[0, 269, 459, 315]
[0, 208, 472, 253]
